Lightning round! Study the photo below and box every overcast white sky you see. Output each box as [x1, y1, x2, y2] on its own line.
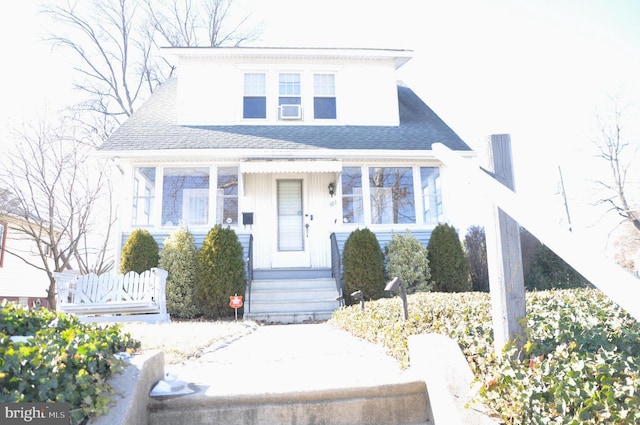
[2, 0, 639, 241]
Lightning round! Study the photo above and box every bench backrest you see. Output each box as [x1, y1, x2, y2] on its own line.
[55, 268, 168, 305]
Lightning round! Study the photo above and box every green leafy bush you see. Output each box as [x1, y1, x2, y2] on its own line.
[119, 228, 159, 274]
[331, 289, 640, 424]
[342, 228, 385, 304]
[159, 226, 201, 319]
[525, 240, 591, 290]
[0, 302, 140, 425]
[385, 230, 432, 293]
[464, 225, 489, 292]
[194, 225, 246, 319]
[427, 223, 471, 292]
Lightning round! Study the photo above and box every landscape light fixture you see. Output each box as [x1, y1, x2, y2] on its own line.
[384, 277, 408, 320]
[351, 290, 365, 311]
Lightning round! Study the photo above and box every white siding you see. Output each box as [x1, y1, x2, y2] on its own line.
[175, 56, 400, 126]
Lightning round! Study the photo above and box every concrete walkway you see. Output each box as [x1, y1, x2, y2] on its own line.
[163, 322, 417, 396]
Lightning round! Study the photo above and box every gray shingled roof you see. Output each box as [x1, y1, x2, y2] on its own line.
[98, 78, 471, 153]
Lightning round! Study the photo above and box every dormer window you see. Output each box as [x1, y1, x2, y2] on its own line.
[243, 73, 266, 119]
[278, 73, 301, 120]
[314, 74, 336, 119]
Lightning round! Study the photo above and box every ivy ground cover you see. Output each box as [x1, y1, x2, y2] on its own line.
[331, 288, 640, 424]
[0, 302, 140, 425]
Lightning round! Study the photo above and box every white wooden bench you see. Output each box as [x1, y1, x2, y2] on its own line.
[53, 268, 170, 323]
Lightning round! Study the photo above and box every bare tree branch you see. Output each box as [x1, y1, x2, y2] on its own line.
[145, 0, 262, 47]
[592, 97, 640, 234]
[0, 113, 117, 308]
[41, 0, 169, 131]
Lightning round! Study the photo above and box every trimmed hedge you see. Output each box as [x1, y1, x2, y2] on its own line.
[342, 228, 386, 304]
[119, 228, 159, 274]
[427, 223, 471, 292]
[159, 227, 201, 319]
[195, 225, 246, 319]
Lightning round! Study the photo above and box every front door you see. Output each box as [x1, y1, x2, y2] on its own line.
[272, 179, 310, 267]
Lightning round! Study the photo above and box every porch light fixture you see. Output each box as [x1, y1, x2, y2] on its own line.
[328, 182, 336, 197]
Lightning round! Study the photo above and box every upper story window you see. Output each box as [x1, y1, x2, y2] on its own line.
[279, 73, 302, 119]
[313, 74, 336, 119]
[243, 73, 266, 119]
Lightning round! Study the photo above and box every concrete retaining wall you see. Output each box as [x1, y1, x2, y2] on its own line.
[89, 350, 164, 425]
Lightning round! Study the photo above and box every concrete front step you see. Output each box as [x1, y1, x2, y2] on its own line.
[246, 277, 341, 323]
[149, 381, 430, 425]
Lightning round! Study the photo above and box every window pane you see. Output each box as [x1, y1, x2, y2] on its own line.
[314, 74, 335, 96]
[216, 167, 239, 225]
[421, 167, 442, 224]
[132, 167, 156, 226]
[162, 167, 210, 226]
[244, 73, 265, 95]
[279, 73, 301, 95]
[341, 167, 364, 224]
[369, 167, 415, 224]
[243, 97, 266, 119]
[279, 97, 301, 105]
[314, 97, 336, 119]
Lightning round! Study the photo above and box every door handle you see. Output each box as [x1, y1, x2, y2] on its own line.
[305, 223, 310, 237]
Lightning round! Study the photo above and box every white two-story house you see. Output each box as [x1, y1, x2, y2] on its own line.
[98, 47, 474, 322]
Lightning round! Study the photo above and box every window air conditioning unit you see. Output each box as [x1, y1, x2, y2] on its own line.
[279, 104, 302, 120]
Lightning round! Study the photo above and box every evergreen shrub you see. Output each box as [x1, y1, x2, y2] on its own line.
[464, 225, 490, 292]
[342, 228, 385, 304]
[385, 230, 432, 293]
[525, 242, 591, 290]
[119, 228, 159, 274]
[195, 225, 246, 319]
[427, 223, 471, 292]
[159, 226, 201, 319]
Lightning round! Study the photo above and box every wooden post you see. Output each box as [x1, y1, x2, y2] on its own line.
[484, 134, 526, 356]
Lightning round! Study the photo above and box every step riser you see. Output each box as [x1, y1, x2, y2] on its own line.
[150, 383, 430, 425]
[250, 290, 339, 301]
[253, 268, 332, 280]
[244, 311, 335, 323]
[250, 301, 340, 314]
[250, 278, 337, 290]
